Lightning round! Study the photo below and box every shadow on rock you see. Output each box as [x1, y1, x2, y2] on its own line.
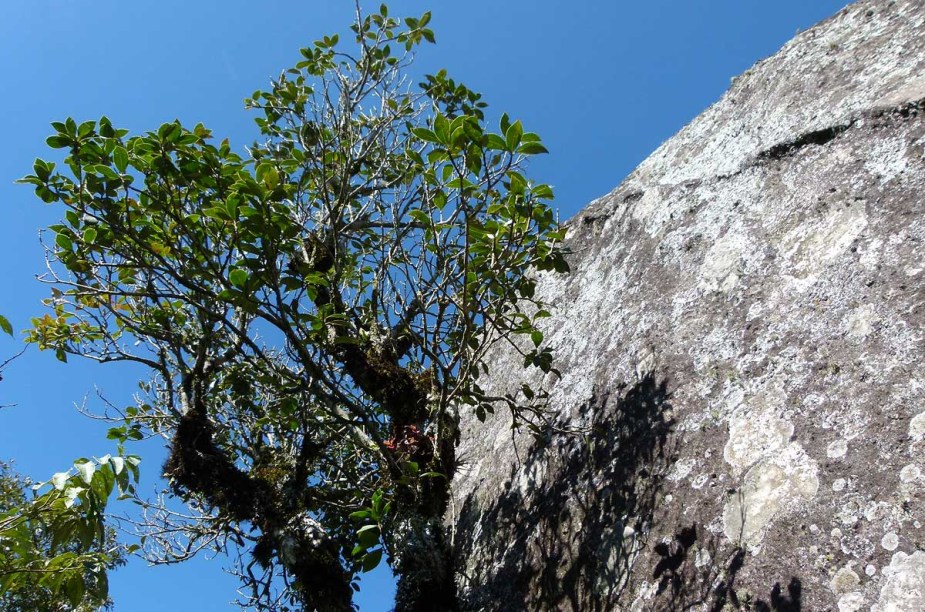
[754, 578, 803, 612]
[454, 372, 677, 611]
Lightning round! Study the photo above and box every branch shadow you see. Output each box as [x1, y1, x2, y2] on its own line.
[755, 578, 803, 612]
[452, 368, 807, 611]
[453, 372, 677, 611]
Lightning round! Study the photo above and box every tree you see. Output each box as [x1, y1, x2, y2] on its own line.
[0, 458, 139, 610]
[0, 323, 138, 609]
[19, 3, 568, 609]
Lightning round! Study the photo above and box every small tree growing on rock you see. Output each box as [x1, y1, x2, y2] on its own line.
[19, 4, 568, 609]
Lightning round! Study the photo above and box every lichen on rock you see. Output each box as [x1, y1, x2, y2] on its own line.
[449, 0, 925, 610]
[872, 551, 925, 611]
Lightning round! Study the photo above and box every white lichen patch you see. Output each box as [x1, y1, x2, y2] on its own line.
[723, 444, 819, 545]
[909, 412, 925, 441]
[872, 551, 925, 612]
[628, 187, 673, 234]
[828, 438, 849, 458]
[881, 532, 900, 551]
[695, 548, 712, 568]
[865, 137, 911, 183]
[699, 234, 744, 293]
[873, 75, 925, 110]
[846, 304, 877, 339]
[864, 501, 897, 524]
[724, 410, 794, 475]
[629, 580, 658, 612]
[780, 203, 868, 282]
[831, 565, 861, 594]
[837, 499, 863, 527]
[667, 458, 696, 482]
[838, 592, 866, 612]
[900, 464, 921, 484]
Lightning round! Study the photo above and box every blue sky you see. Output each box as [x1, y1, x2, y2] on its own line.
[1, 1, 851, 609]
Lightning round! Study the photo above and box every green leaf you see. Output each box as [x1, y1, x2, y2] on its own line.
[99, 115, 115, 137]
[485, 133, 508, 151]
[520, 280, 536, 298]
[517, 141, 548, 155]
[508, 171, 526, 195]
[408, 209, 430, 225]
[64, 573, 86, 606]
[0, 314, 12, 336]
[157, 122, 180, 142]
[113, 147, 129, 173]
[361, 549, 383, 572]
[15, 174, 42, 186]
[77, 120, 96, 138]
[229, 268, 248, 288]
[411, 127, 438, 143]
[33, 158, 53, 180]
[262, 167, 280, 189]
[74, 460, 95, 485]
[505, 120, 523, 151]
[203, 207, 230, 221]
[46, 135, 71, 149]
[92, 164, 120, 180]
[110, 456, 124, 475]
[500, 113, 511, 135]
[357, 525, 380, 549]
[83, 227, 98, 244]
[532, 184, 554, 199]
[433, 113, 449, 144]
[51, 472, 70, 490]
[521, 383, 535, 400]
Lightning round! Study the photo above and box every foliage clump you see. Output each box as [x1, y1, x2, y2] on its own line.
[19, 3, 568, 609]
[0, 457, 138, 610]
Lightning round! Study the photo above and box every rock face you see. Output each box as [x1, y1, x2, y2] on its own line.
[448, 1, 925, 610]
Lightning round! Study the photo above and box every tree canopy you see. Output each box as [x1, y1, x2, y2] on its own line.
[17, 4, 567, 609]
[0, 328, 137, 610]
[0, 457, 138, 610]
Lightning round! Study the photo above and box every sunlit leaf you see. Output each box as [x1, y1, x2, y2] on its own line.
[74, 461, 95, 485]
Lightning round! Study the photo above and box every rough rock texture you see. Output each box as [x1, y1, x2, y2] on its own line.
[448, 1, 925, 610]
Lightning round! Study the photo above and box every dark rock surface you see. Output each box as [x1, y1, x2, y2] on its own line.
[448, 1, 925, 610]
